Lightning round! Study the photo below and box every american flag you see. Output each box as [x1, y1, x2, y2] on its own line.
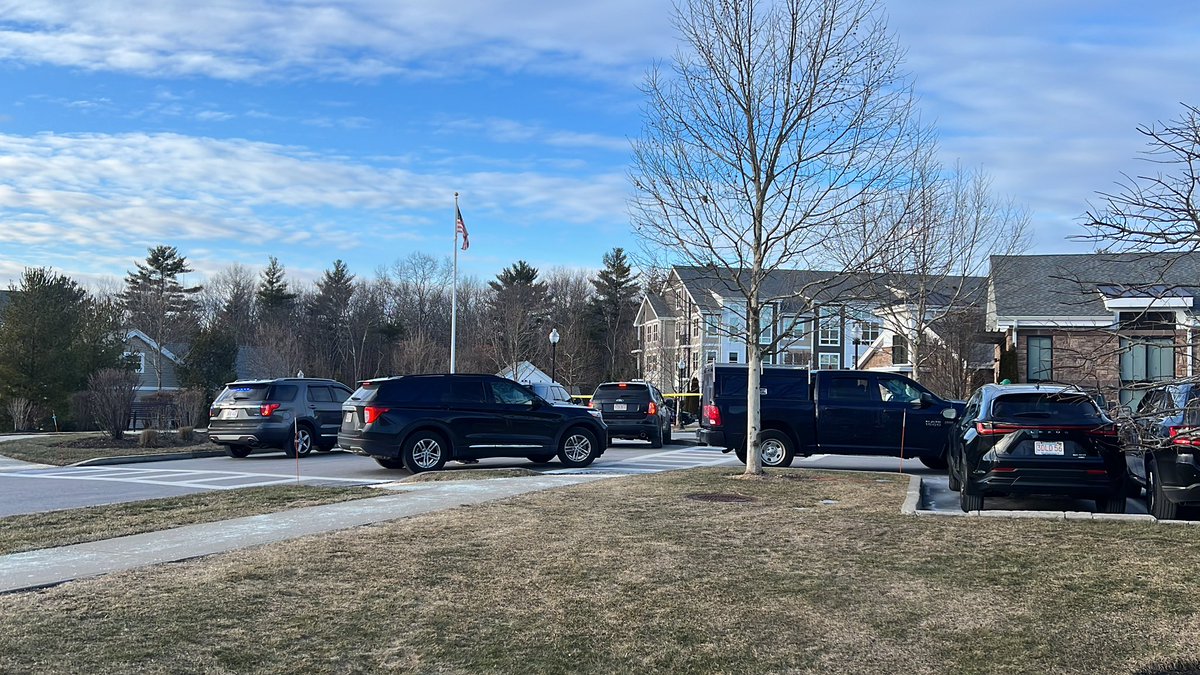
[455, 205, 470, 251]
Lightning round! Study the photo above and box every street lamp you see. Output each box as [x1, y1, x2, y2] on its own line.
[677, 354, 686, 426]
[548, 328, 560, 383]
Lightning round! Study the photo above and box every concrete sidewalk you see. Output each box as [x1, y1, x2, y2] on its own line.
[0, 474, 609, 594]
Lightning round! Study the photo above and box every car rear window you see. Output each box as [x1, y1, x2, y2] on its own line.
[215, 383, 297, 403]
[593, 384, 651, 400]
[989, 393, 1103, 422]
[351, 378, 448, 405]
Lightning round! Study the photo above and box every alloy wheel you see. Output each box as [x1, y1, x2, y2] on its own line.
[411, 438, 442, 469]
[563, 433, 592, 463]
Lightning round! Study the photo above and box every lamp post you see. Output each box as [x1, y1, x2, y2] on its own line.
[548, 328, 560, 383]
[677, 354, 686, 426]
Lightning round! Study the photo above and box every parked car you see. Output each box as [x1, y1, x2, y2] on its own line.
[1124, 383, 1200, 519]
[948, 383, 1126, 513]
[699, 364, 962, 468]
[209, 378, 353, 458]
[337, 374, 608, 472]
[590, 381, 674, 447]
[526, 381, 573, 406]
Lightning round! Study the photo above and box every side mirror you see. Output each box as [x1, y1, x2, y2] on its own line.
[914, 391, 934, 408]
[941, 407, 958, 421]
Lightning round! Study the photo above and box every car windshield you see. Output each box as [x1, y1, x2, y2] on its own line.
[593, 384, 650, 400]
[989, 393, 1103, 423]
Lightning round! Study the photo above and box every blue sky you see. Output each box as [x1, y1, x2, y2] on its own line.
[1, 1, 1198, 287]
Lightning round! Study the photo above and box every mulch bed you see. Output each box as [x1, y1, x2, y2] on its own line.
[55, 433, 210, 450]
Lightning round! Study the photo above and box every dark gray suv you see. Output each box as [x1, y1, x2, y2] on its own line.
[209, 378, 353, 458]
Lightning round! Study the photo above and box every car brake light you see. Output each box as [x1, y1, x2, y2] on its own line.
[974, 422, 1020, 436]
[259, 403, 281, 417]
[364, 406, 390, 424]
[618, 383, 628, 388]
[587, 399, 594, 408]
[648, 401, 657, 416]
[1172, 435, 1200, 446]
[1169, 426, 1189, 437]
[703, 404, 722, 427]
[1087, 424, 1119, 437]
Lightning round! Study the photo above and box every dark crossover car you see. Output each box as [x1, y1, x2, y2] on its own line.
[590, 381, 673, 448]
[526, 381, 573, 405]
[949, 383, 1126, 513]
[337, 374, 608, 472]
[209, 378, 353, 458]
[1125, 383, 1200, 519]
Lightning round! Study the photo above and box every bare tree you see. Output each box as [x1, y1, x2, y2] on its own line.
[88, 368, 139, 440]
[546, 268, 601, 391]
[631, 0, 920, 476]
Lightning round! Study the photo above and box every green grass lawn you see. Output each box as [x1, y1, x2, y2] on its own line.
[0, 468, 1196, 674]
[0, 485, 380, 555]
[0, 431, 215, 465]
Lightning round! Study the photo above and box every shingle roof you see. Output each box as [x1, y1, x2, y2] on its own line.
[644, 292, 677, 319]
[989, 252, 1200, 318]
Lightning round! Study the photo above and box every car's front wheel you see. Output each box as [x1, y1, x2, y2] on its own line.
[403, 432, 448, 473]
[283, 425, 315, 458]
[1147, 456, 1178, 520]
[557, 428, 599, 468]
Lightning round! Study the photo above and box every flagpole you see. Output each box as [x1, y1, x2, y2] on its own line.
[451, 192, 459, 374]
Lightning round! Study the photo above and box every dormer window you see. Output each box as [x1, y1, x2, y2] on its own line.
[1117, 311, 1175, 330]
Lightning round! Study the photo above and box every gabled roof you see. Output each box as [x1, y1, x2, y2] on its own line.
[990, 252, 1200, 318]
[126, 329, 183, 364]
[645, 292, 677, 319]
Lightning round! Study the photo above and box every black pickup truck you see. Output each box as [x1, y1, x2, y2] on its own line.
[698, 364, 964, 469]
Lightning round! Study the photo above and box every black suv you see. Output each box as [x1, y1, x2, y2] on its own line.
[337, 374, 608, 472]
[590, 381, 673, 448]
[209, 378, 353, 458]
[1125, 383, 1200, 519]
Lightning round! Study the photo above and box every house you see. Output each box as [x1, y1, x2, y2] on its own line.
[124, 329, 186, 399]
[634, 266, 992, 402]
[497, 361, 553, 385]
[987, 252, 1200, 409]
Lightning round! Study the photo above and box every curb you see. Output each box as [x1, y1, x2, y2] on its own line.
[72, 449, 226, 467]
[901, 476, 1200, 524]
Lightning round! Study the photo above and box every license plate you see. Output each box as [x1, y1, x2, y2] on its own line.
[1034, 440, 1064, 456]
[344, 411, 355, 424]
[613, 403, 627, 411]
[221, 409, 237, 420]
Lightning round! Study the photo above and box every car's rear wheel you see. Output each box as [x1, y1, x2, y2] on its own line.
[663, 424, 673, 445]
[226, 445, 252, 459]
[649, 424, 664, 449]
[959, 489, 983, 512]
[1096, 496, 1127, 514]
[403, 432, 448, 473]
[526, 453, 555, 465]
[1147, 456, 1178, 520]
[374, 457, 406, 470]
[557, 428, 598, 468]
[283, 425, 314, 458]
[947, 456, 962, 492]
[752, 430, 794, 468]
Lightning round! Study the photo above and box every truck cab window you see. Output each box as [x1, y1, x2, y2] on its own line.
[877, 377, 921, 404]
[826, 376, 874, 401]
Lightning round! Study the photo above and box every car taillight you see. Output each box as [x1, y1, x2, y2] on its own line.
[364, 406, 390, 424]
[703, 404, 722, 427]
[1087, 424, 1119, 437]
[974, 422, 1020, 436]
[259, 403, 281, 417]
[587, 399, 594, 408]
[1172, 435, 1200, 446]
[1169, 426, 1190, 438]
[208, 407, 216, 418]
[647, 401, 658, 416]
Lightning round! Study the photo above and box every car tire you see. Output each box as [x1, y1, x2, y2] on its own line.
[226, 445, 252, 459]
[403, 431, 448, 473]
[664, 424, 673, 445]
[758, 430, 796, 468]
[919, 454, 948, 471]
[1096, 496, 1127, 514]
[1124, 476, 1143, 498]
[735, 447, 747, 464]
[283, 425, 315, 458]
[557, 427, 599, 468]
[649, 424, 664, 449]
[1147, 456, 1178, 520]
[959, 488, 983, 513]
[526, 453, 555, 465]
[374, 457, 406, 470]
[947, 457, 962, 492]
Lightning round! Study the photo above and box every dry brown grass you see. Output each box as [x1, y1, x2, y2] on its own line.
[0, 485, 378, 555]
[403, 467, 543, 482]
[0, 468, 1196, 674]
[0, 432, 214, 465]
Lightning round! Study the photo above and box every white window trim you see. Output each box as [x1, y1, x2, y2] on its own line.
[124, 351, 145, 374]
[817, 352, 841, 370]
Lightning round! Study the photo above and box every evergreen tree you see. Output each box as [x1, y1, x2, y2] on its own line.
[487, 260, 549, 373]
[307, 260, 356, 380]
[121, 246, 202, 392]
[179, 325, 239, 399]
[589, 248, 640, 380]
[257, 256, 297, 318]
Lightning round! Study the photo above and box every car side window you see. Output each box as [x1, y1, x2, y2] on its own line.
[308, 386, 334, 403]
[333, 386, 352, 402]
[877, 376, 921, 404]
[825, 376, 877, 402]
[490, 381, 535, 406]
[446, 380, 487, 404]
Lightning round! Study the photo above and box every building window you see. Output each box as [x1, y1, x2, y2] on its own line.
[692, 318, 700, 338]
[728, 352, 739, 364]
[705, 315, 720, 337]
[891, 335, 908, 365]
[692, 353, 699, 370]
[1119, 338, 1175, 407]
[1027, 336, 1053, 382]
[857, 320, 881, 345]
[124, 351, 145, 374]
[818, 307, 841, 346]
[781, 350, 811, 367]
[817, 353, 840, 370]
[759, 304, 774, 344]
[706, 350, 717, 364]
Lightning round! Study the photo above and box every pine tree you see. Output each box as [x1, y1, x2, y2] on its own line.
[589, 248, 640, 380]
[307, 260, 356, 380]
[257, 256, 297, 318]
[488, 260, 549, 373]
[179, 325, 238, 399]
[121, 246, 202, 392]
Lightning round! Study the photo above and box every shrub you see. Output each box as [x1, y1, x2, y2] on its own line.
[88, 369, 139, 440]
[4, 397, 36, 432]
[138, 429, 160, 448]
[177, 388, 208, 428]
[68, 391, 98, 431]
[178, 426, 194, 442]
